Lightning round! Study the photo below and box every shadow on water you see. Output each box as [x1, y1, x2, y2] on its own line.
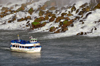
[11, 52, 41, 60]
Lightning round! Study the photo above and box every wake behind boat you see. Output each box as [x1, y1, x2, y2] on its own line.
[10, 35, 41, 53]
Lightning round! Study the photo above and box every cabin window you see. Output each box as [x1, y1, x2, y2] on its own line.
[24, 46, 33, 49]
[13, 45, 15, 47]
[31, 40, 37, 42]
[19, 46, 21, 48]
[22, 46, 24, 48]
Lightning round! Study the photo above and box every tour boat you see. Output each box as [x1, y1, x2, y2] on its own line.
[10, 35, 41, 53]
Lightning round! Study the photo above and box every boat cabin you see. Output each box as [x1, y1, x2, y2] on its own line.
[30, 38, 37, 43]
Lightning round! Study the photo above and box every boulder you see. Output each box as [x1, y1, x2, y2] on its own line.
[21, 3, 27, 7]
[34, 17, 44, 22]
[25, 16, 31, 20]
[49, 17, 55, 22]
[76, 32, 84, 35]
[54, 29, 61, 33]
[62, 20, 68, 27]
[17, 18, 25, 22]
[55, 16, 65, 23]
[39, 17, 45, 20]
[74, 16, 80, 20]
[26, 21, 30, 27]
[49, 26, 56, 32]
[49, 6, 56, 10]
[61, 27, 68, 32]
[94, 27, 97, 30]
[78, 11, 84, 15]
[8, 20, 12, 23]
[41, 22, 46, 27]
[59, 22, 63, 27]
[31, 22, 41, 28]
[17, 6, 25, 12]
[71, 4, 76, 12]
[44, 16, 49, 20]
[28, 7, 34, 15]
[40, 5, 47, 10]
[62, 20, 73, 27]
[80, 3, 88, 8]
[0, 15, 4, 18]
[70, 24, 74, 27]
[11, 10, 17, 13]
[85, 6, 91, 12]
[61, 13, 67, 17]
[0, 12, 5, 14]
[45, 11, 52, 17]
[64, 17, 70, 20]
[51, 14, 56, 18]
[76, 32, 87, 35]
[39, 10, 44, 16]
[1, 7, 8, 11]
[55, 10, 60, 13]
[83, 12, 92, 19]
[76, 9, 79, 14]
[67, 11, 73, 16]
[81, 6, 90, 13]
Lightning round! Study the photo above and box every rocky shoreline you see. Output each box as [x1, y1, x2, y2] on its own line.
[0, 1, 100, 35]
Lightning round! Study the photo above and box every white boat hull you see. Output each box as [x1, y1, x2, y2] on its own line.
[10, 47, 41, 53]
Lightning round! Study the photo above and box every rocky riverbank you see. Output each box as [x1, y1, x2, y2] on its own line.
[0, 0, 100, 35]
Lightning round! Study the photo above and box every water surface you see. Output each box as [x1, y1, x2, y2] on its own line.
[0, 30, 100, 66]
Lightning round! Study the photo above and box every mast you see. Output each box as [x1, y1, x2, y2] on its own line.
[17, 35, 20, 41]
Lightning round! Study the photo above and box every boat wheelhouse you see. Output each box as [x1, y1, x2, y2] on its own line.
[10, 36, 41, 53]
